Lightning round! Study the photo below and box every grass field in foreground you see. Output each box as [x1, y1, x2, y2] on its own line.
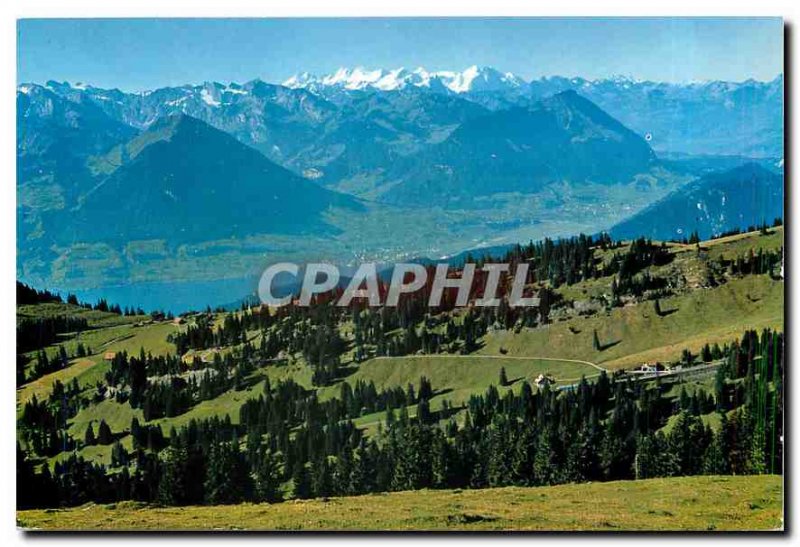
[17, 475, 782, 532]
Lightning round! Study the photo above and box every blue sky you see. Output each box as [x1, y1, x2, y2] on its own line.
[18, 17, 783, 91]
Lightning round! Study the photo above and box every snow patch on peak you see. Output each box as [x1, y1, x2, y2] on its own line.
[283, 71, 315, 89]
[200, 88, 220, 107]
[374, 68, 409, 90]
[321, 67, 386, 90]
[441, 66, 524, 93]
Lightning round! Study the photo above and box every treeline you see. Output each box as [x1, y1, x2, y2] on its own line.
[16, 281, 147, 316]
[19, 379, 82, 457]
[17, 282, 62, 305]
[18, 328, 783, 509]
[670, 218, 783, 245]
[722, 248, 783, 277]
[20, 345, 93, 385]
[17, 316, 89, 354]
[489, 233, 616, 287]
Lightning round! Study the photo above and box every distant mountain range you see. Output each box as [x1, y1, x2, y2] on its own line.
[16, 67, 783, 292]
[280, 66, 783, 158]
[19, 66, 783, 173]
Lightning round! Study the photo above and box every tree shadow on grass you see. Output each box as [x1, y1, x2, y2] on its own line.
[599, 339, 622, 352]
[505, 376, 526, 386]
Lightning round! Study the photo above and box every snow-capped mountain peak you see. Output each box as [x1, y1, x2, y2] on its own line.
[444, 65, 525, 93]
[282, 71, 315, 89]
[281, 65, 527, 94]
[320, 67, 385, 90]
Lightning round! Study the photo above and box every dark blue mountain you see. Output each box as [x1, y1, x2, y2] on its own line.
[48, 114, 362, 246]
[609, 163, 783, 240]
[382, 90, 658, 206]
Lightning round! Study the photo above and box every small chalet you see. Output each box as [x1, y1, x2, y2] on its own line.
[535, 373, 555, 389]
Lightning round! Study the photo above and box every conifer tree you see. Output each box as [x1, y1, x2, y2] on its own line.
[311, 456, 333, 498]
[204, 441, 250, 505]
[158, 445, 188, 506]
[291, 461, 312, 500]
[499, 367, 508, 387]
[254, 449, 282, 503]
[97, 420, 113, 445]
[84, 423, 95, 447]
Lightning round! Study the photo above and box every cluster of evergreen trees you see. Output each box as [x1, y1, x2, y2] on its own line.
[17, 281, 147, 316]
[19, 378, 82, 457]
[17, 282, 62, 305]
[16, 281, 152, 386]
[721, 248, 783, 277]
[17, 316, 89, 354]
[488, 233, 616, 287]
[101, 346, 259, 420]
[18, 327, 782, 509]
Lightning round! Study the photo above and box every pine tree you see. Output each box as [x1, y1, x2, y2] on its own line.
[110, 440, 129, 468]
[84, 423, 96, 446]
[511, 427, 535, 486]
[333, 449, 354, 496]
[254, 449, 282, 503]
[417, 398, 433, 425]
[351, 439, 374, 494]
[204, 441, 250, 505]
[158, 445, 188, 506]
[430, 431, 453, 489]
[311, 456, 332, 498]
[679, 387, 690, 411]
[487, 420, 513, 487]
[97, 420, 113, 445]
[592, 329, 601, 351]
[130, 417, 142, 450]
[499, 367, 508, 387]
[291, 461, 312, 500]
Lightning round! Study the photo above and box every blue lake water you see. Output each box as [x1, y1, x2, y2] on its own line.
[25, 249, 488, 315]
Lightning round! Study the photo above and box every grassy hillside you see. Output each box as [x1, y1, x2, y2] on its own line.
[327, 355, 598, 398]
[17, 228, 783, 475]
[480, 228, 783, 369]
[318, 355, 600, 435]
[18, 318, 180, 408]
[17, 475, 782, 531]
[481, 274, 782, 369]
